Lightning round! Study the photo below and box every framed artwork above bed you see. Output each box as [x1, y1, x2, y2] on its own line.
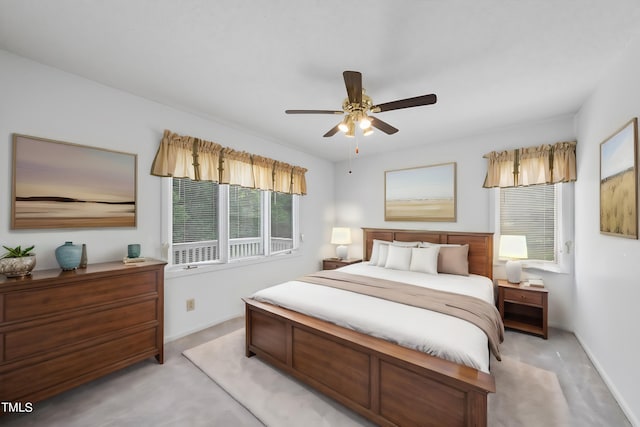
[384, 162, 457, 222]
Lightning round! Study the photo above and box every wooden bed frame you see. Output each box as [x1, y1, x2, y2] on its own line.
[244, 228, 495, 427]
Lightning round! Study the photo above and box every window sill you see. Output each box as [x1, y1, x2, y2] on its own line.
[495, 259, 570, 274]
[164, 250, 301, 279]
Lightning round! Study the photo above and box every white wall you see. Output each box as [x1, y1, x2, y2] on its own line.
[334, 116, 577, 330]
[0, 50, 335, 341]
[575, 36, 640, 425]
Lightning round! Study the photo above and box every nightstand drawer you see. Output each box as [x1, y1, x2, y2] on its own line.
[322, 258, 362, 270]
[323, 261, 344, 270]
[503, 288, 542, 305]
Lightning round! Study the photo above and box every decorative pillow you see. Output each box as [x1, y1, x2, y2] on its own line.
[369, 239, 390, 265]
[384, 245, 413, 270]
[376, 243, 390, 267]
[409, 247, 439, 274]
[437, 244, 469, 276]
[392, 240, 421, 248]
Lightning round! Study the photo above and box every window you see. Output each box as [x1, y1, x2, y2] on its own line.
[270, 192, 294, 253]
[495, 183, 572, 273]
[229, 186, 263, 259]
[172, 178, 219, 264]
[166, 178, 299, 269]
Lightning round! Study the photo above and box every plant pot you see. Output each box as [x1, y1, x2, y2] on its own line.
[0, 255, 37, 278]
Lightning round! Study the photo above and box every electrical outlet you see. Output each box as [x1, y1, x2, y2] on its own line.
[186, 298, 195, 311]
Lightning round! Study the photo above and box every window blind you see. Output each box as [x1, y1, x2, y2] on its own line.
[172, 178, 218, 244]
[229, 186, 263, 258]
[500, 184, 556, 261]
[270, 192, 293, 252]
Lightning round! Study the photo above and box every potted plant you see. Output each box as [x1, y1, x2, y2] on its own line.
[0, 245, 36, 278]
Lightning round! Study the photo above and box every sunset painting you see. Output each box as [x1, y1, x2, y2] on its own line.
[385, 162, 456, 222]
[11, 134, 137, 229]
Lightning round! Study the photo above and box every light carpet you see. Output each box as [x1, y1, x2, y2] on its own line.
[183, 329, 570, 427]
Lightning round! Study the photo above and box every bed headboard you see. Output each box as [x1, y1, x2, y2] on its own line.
[362, 228, 494, 279]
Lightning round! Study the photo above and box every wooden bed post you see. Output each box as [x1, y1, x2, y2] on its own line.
[245, 303, 255, 357]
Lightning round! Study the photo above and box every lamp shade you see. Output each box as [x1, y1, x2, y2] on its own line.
[331, 227, 352, 245]
[499, 235, 528, 283]
[499, 235, 528, 259]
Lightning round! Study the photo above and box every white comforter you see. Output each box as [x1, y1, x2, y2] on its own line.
[250, 262, 495, 372]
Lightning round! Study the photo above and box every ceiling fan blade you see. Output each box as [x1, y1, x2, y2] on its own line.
[285, 109, 343, 114]
[372, 94, 437, 113]
[343, 71, 362, 105]
[323, 124, 341, 137]
[370, 116, 399, 135]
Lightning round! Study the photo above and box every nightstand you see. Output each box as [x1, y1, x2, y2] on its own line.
[322, 258, 362, 270]
[497, 280, 548, 339]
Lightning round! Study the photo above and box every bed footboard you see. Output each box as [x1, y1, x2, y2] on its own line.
[244, 298, 494, 427]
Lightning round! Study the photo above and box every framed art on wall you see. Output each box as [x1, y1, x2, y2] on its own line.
[11, 134, 137, 229]
[599, 118, 637, 239]
[385, 162, 457, 222]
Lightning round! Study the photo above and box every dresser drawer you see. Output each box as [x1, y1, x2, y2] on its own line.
[0, 327, 158, 401]
[503, 288, 542, 305]
[3, 299, 158, 362]
[3, 270, 159, 322]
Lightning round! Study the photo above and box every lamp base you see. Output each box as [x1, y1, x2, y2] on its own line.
[505, 259, 523, 283]
[336, 245, 348, 260]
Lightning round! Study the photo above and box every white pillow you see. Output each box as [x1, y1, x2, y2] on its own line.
[376, 243, 390, 267]
[369, 239, 390, 265]
[409, 247, 440, 275]
[384, 245, 412, 270]
[392, 240, 421, 248]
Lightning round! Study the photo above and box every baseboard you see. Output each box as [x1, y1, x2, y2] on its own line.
[164, 313, 242, 343]
[574, 331, 638, 427]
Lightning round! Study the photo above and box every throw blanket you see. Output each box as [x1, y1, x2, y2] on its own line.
[298, 270, 504, 361]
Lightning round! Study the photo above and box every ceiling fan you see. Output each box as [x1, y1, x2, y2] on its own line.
[285, 70, 437, 138]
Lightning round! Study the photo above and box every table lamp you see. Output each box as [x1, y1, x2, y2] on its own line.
[331, 227, 352, 260]
[499, 235, 528, 283]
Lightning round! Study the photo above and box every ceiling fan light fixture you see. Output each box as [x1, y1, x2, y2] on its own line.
[345, 120, 355, 138]
[359, 114, 372, 130]
[338, 116, 350, 133]
[285, 70, 437, 139]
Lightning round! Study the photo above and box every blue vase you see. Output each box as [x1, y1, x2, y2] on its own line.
[55, 241, 82, 271]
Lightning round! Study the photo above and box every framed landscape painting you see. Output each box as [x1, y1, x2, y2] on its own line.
[600, 118, 637, 238]
[11, 134, 137, 229]
[385, 162, 457, 222]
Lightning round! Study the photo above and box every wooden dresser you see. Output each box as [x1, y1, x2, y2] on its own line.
[0, 259, 165, 407]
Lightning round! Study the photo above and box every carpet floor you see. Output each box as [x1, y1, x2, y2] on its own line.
[184, 329, 571, 427]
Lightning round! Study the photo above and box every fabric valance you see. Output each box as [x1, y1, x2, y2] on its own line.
[483, 141, 576, 188]
[151, 130, 307, 195]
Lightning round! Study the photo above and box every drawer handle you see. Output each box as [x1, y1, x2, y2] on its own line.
[520, 295, 526, 300]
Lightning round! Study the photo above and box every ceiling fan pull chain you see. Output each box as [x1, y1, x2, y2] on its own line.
[347, 136, 353, 174]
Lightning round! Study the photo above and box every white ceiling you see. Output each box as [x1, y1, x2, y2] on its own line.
[2, 0, 640, 161]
